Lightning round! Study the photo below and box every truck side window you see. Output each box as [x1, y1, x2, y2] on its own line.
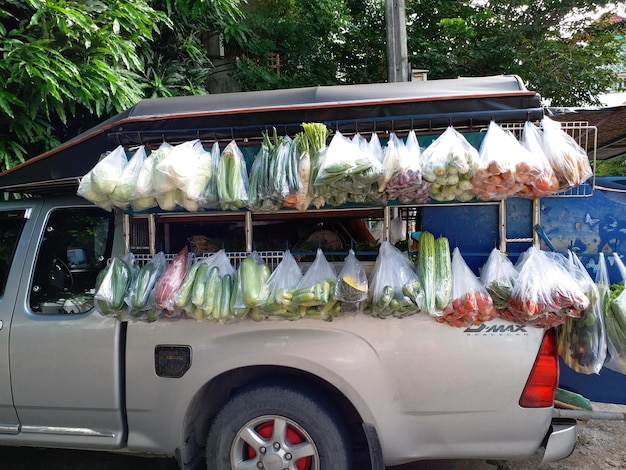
[0, 210, 28, 297]
[30, 207, 114, 315]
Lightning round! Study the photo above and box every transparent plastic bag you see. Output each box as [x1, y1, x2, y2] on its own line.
[151, 142, 178, 210]
[541, 116, 593, 190]
[217, 140, 250, 210]
[556, 251, 607, 374]
[518, 121, 559, 197]
[479, 247, 518, 312]
[112, 146, 147, 209]
[155, 246, 192, 317]
[78, 146, 128, 210]
[259, 250, 303, 320]
[421, 126, 479, 202]
[292, 248, 339, 320]
[382, 131, 430, 204]
[368, 241, 421, 318]
[437, 247, 496, 327]
[94, 252, 136, 319]
[132, 148, 158, 211]
[230, 251, 271, 321]
[470, 121, 526, 201]
[508, 247, 588, 328]
[604, 253, 626, 373]
[335, 249, 368, 304]
[125, 252, 167, 321]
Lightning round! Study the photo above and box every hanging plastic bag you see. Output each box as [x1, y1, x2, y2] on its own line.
[151, 142, 178, 210]
[291, 248, 339, 320]
[257, 250, 303, 321]
[248, 138, 273, 211]
[155, 246, 192, 317]
[470, 121, 526, 201]
[421, 126, 479, 202]
[133, 149, 158, 211]
[508, 247, 588, 328]
[125, 252, 167, 322]
[382, 131, 430, 204]
[541, 116, 593, 191]
[335, 249, 368, 304]
[604, 253, 626, 373]
[94, 252, 136, 319]
[518, 121, 560, 198]
[200, 142, 221, 209]
[556, 251, 607, 374]
[479, 247, 519, 317]
[352, 133, 384, 196]
[78, 146, 128, 210]
[368, 241, 421, 318]
[436, 247, 496, 327]
[112, 146, 147, 209]
[217, 140, 250, 210]
[230, 251, 271, 320]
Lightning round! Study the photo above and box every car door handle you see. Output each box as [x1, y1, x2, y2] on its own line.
[0, 320, 3, 330]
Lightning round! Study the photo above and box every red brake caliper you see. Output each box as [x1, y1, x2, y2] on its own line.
[245, 421, 313, 470]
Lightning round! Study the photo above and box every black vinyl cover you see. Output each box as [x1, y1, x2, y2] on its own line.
[0, 75, 542, 195]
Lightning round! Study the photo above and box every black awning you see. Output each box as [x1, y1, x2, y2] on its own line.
[0, 75, 542, 195]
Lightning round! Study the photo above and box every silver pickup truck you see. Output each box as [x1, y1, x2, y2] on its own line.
[0, 76, 577, 469]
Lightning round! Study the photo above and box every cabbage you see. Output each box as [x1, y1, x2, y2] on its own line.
[91, 146, 127, 196]
[112, 146, 147, 208]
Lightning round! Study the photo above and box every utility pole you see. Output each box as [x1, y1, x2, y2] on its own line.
[386, 0, 409, 82]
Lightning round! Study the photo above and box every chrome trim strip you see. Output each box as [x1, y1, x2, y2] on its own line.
[0, 423, 20, 434]
[21, 425, 116, 438]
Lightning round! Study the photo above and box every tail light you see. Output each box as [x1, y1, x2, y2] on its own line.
[519, 329, 558, 408]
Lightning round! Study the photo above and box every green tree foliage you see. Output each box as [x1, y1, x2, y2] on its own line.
[232, 0, 352, 90]
[406, 0, 626, 107]
[0, 0, 246, 171]
[0, 0, 167, 169]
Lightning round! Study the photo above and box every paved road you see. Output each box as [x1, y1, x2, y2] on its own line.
[2, 447, 497, 470]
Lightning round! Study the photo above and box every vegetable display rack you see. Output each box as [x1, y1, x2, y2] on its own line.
[123, 121, 598, 264]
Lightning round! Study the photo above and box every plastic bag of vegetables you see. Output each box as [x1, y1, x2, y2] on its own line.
[470, 121, 527, 201]
[150, 142, 177, 210]
[382, 131, 430, 204]
[556, 251, 607, 375]
[155, 139, 212, 212]
[421, 126, 479, 202]
[368, 241, 421, 318]
[111, 146, 148, 209]
[155, 246, 192, 317]
[518, 121, 560, 198]
[436, 247, 496, 327]
[335, 249, 368, 305]
[300, 122, 330, 210]
[94, 252, 136, 319]
[133, 149, 158, 212]
[217, 140, 250, 210]
[603, 253, 626, 373]
[230, 251, 271, 321]
[313, 131, 382, 206]
[507, 247, 587, 329]
[77, 146, 128, 210]
[291, 248, 339, 320]
[258, 250, 303, 321]
[200, 142, 221, 209]
[479, 247, 518, 316]
[541, 116, 593, 191]
[125, 252, 167, 322]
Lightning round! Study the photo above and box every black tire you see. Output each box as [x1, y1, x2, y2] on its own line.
[206, 381, 352, 470]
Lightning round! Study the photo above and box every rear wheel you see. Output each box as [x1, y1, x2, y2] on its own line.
[206, 382, 352, 470]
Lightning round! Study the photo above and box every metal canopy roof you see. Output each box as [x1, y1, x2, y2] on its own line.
[0, 75, 543, 195]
